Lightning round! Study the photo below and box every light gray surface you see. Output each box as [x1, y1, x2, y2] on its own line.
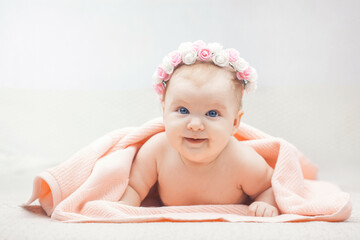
[1, 85, 360, 239]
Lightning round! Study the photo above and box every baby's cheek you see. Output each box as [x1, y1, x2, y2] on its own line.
[165, 128, 181, 149]
[210, 129, 231, 148]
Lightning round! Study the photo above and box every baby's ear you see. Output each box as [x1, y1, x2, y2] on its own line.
[232, 109, 244, 135]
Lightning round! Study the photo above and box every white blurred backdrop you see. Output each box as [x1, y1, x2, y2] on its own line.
[1, 0, 359, 90]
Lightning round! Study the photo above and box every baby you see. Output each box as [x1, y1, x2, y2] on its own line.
[119, 40, 279, 217]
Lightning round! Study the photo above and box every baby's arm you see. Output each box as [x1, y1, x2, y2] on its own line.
[240, 146, 279, 217]
[119, 135, 159, 207]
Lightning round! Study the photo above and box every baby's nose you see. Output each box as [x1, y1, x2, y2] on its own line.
[187, 117, 204, 131]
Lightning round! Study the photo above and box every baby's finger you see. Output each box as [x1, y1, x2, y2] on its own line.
[255, 205, 266, 217]
[248, 203, 258, 216]
[263, 208, 273, 217]
[271, 207, 279, 217]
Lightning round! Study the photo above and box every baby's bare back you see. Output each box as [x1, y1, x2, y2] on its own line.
[156, 132, 248, 206]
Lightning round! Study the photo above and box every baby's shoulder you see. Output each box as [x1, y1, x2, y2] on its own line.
[227, 137, 262, 164]
[228, 137, 270, 179]
[140, 132, 168, 156]
[146, 131, 167, 145]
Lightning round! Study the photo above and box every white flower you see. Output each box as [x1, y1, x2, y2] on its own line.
[212, 50, 229, 67]
[245, 81, 257, 93]
[232, 57, 249, 72]
[208, 42, 223, 54]
[152, 71, 162, 84]
[161, 56, 174, 74]
[181, 47, 197, 65]
[178, 42, 193, 52]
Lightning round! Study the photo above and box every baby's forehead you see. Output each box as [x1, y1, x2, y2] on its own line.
[171, 62, 235, 87]
[165, 79, 241, 114]
[167, 72, 238, 103]
[163, 62, 243, 109]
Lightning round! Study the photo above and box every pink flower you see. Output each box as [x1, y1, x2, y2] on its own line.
[153, 82, 165, 96]
[169, 51, 182, 67]
[157, 66, 170, 81]
[198, 47, 212, 61]
[227, 48, 239, 62]
[236, 66, 252, 80]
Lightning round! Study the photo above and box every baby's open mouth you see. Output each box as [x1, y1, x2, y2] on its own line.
[184, 137, 207, 144]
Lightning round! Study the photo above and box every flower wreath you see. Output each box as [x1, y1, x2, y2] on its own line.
[152, 40, 258, 100]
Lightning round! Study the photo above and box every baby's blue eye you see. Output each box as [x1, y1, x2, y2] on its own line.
[178, 107, 189, 114]
[206, 110, 219, 117]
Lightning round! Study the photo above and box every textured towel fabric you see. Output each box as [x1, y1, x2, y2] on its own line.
[24, 117, 351, 223]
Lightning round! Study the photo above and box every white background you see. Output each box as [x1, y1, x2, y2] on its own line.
[1, 0, 360, 90]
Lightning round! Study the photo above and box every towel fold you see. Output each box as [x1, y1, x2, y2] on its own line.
[24, 117, 351, 222]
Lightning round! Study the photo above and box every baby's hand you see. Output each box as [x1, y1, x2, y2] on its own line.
[248, 201, 279, 217]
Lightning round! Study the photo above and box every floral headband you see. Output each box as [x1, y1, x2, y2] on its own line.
[152, 40, 258, 100]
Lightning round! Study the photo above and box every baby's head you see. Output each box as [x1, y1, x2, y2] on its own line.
[163, 61, 244, 114]
[152, 40, 258, 164]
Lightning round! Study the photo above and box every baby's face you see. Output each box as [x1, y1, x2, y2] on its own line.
[162, 63, 243, 165]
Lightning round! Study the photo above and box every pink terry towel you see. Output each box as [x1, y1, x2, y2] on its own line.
[24, 117, 351, 223]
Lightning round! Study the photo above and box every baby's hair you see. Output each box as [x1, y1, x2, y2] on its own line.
[162, 61, 244, 111]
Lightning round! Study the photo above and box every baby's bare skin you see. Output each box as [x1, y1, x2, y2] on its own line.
[156, 132, 248, 206]
[120, 62, 279, 217]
